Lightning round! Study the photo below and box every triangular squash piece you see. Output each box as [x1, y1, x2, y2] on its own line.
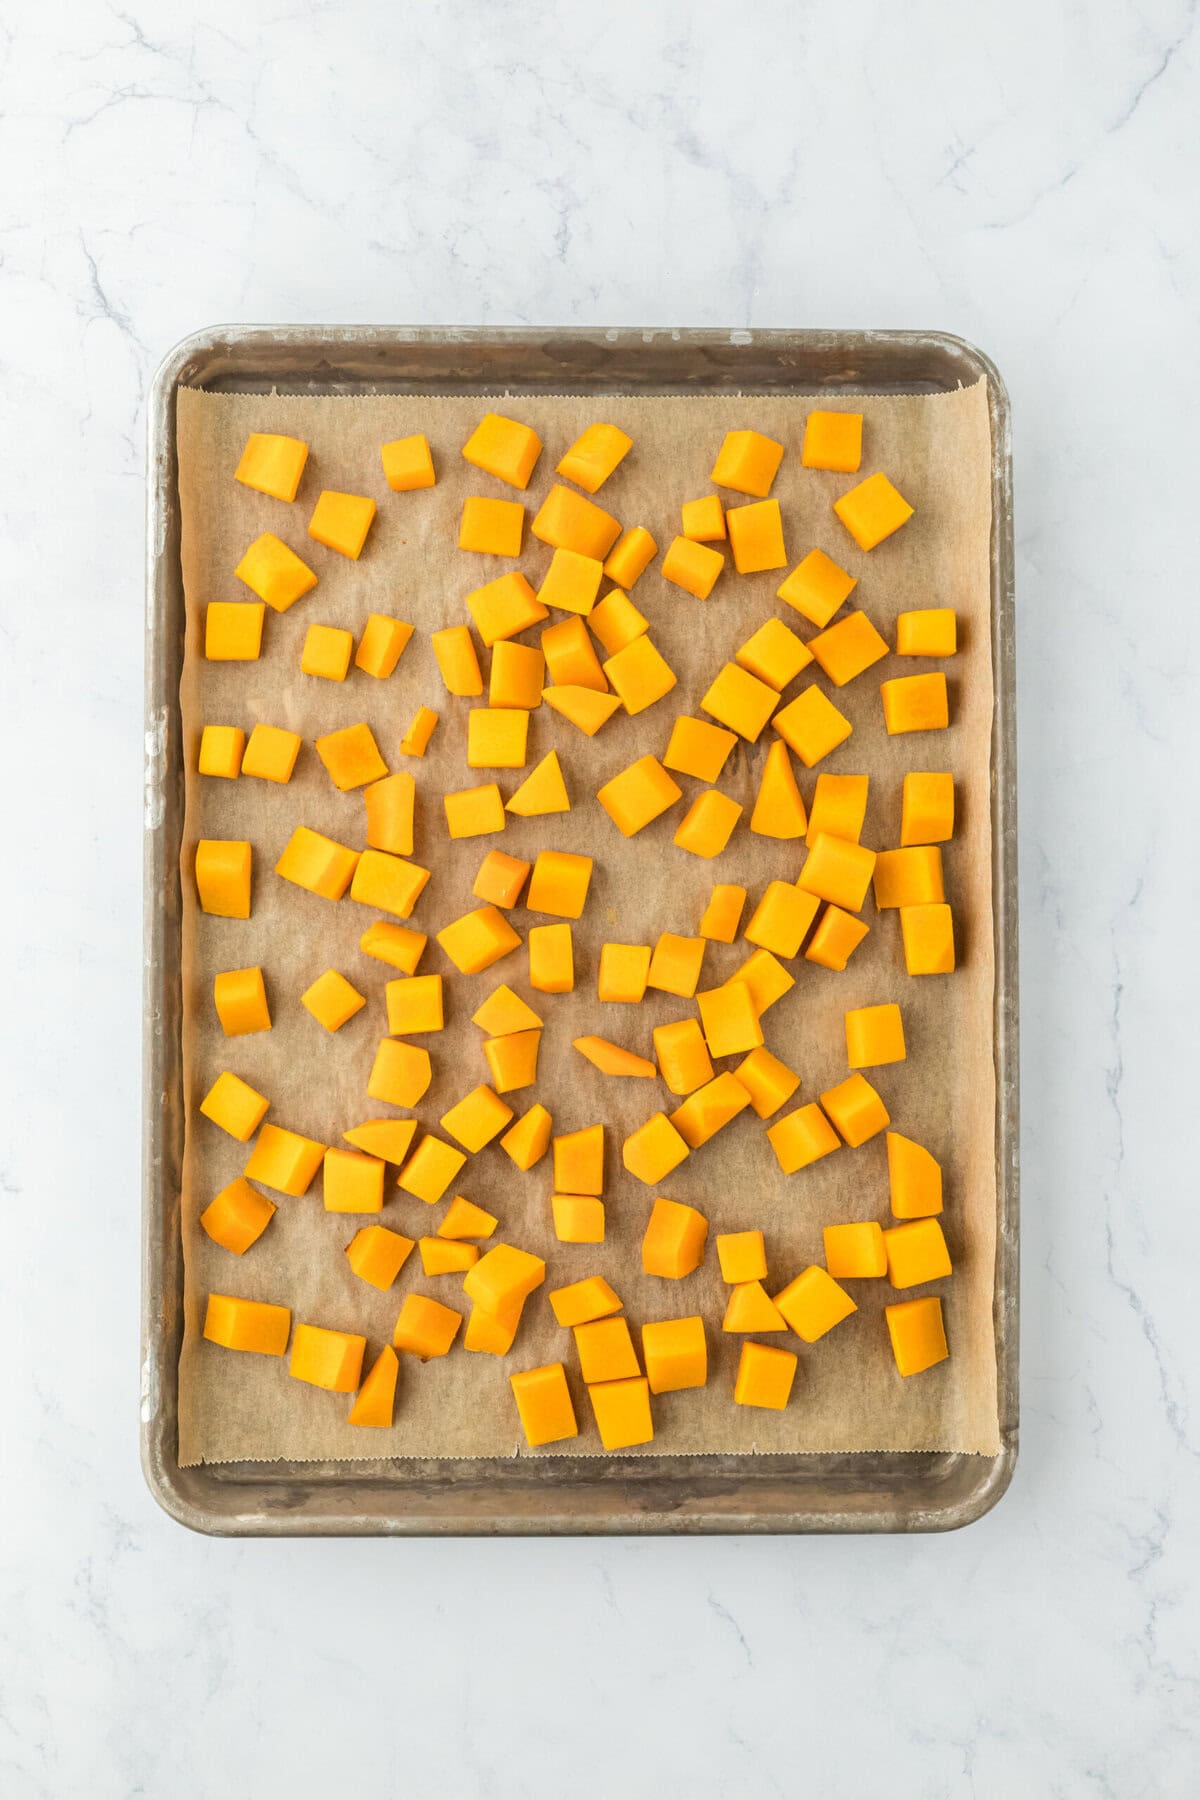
[342, 1118, 419, 1164]
[499, 1102, 552, 1171]
[573, 1036, 657, 1078]
[722, 1280, 788, 1333]
[506, 750, 570, 816]
[472, 983, 543, 1036]
[886, 1131, 943, 1218]
[347, 1345, 399, 1427]
[438, 1196, 499, 1240]
[750, 739, 807, 838]
[541, 685, 624, 736]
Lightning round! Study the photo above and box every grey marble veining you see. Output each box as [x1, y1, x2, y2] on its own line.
[1, 0, 1197, 1795]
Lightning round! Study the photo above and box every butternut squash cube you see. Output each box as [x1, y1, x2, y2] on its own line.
[553, 1194, 605, 1242]
[308, 490, 376, 559]
[663, 716, 737, 784]
[723, 1281, 788, 1333]
[668, 1071, 752, 1148]
[661, 535, 724, 599]
[400, 706, 439, 757]
[801, 410, 862, 473]
[444, 783, 507, 839]
[348, 1345, 400, 1427]
[820, 1072, 890, 1147]
[726, 498, 787, 574]
[772, 685, 853, 767]
[897, 608, 957, 657]
[777, 547, 857, 628]
[350, 848, 430, 918]
[500, 1103, 552, 1171]
[472, 983, 542, 1036]
[538, 546, 605, 616]
[322, 1146, 385, 1213]
[203, 1293, 290, 1356]
[364, 771, 415, 857]
[464, 1243, 547, 1315]
[437, 904, 521, 974]
[588, 1375, 653, 1450]
[385, 973, 444, 1036]
[346, 1224, 415, 1289]
[717, 1229, 767, 1284]
[276, 826, 359, 900]
[381, 432, 435, 491]
[505, 750, 570, 817]
[641, 1317, 707, 1394]
[528, 922, 573, 993]
[199, 1070, 269, 1141]
[198, 724, 244, 779]
[653, 1019, 714, 1097]
[359, 921, 426, 975]
[809, 611, 890, 687]
[736, 618, 813, 692]
[440, 1084, 513, 1152]
[727, 947, 794, 1014]
[845, 1002, 906, 1068]
[699, 883, 747, 943]
[646, 933, 706, 998]
[464, 1298, 524, 1361]
[623, 1113, 690, 1185]
[366, 1038, 432, 1108]
[471, 850, 530, 911]
[355, 613, 413, 678]
[711, 429, 784, 497]
[886, 1295, 949, 1375]
[834, 472, 914, 551]
[598, 943, 651, 1003]
[552, 1123, 604, 1195]
[486, 644, 543, 716]
[432, 624, 484, 696]
[466, 571, 547, 646]
[900, 902, 956, 974]
[398, 1135, 467, 1205]
[550, 1275, 622, 1328]
[541, 684, 623, 735]
[734, 1046, 800, 1119]
[573, 1037, 656, 1079]
[804, 903, 870, 971]
[462, 412, 542, 489]
[574, 1315, 639, 1383]
[301, 969, 366, 1033]
[244, 1123, 327, 1196]
[733, 1340, 796, 1409]
[774, 1265, 857, 1342]
[342, 1119, 418, 1164]
[420, 1236, 479, 1275]
[883, 1217, 952, 1288]
[881, 671, 949, 735]
[527, 849, 593, 919]
[466, 708, 529, 771]
[300, 622, 353, 681]
[603, 634, 677, 715]
[806, 774, 868, 847]
[393, 1292, 462, 1359]
[799, 833, 877, 912]
[674, 789, 742, 858]
[510, 1363, 579, 1446]
[541, 613, 609, 690]
[557, 423, 632, 493]
[588, 586, 648, 656]
[745, 881, 820, 959]
[700, 662, 778, 742]
[235, 532, 317, 612]
[603, 526, 657, 590]
[696, 982, 763, 1058]
[532, 484, 621, 559]
[901, 772, 954, 847]
[823, 1221, 887, 1279]
[241, 723, 301, 783]
[874, 846, 945, 911]
[205, 602, 264, 661]
[597, 754, 682, 837]
[200, 1177, 276, 1254]
[458, 495, 525, 557]
[235, 431, 309, 501]
[315, 722, 387, 791]
[438, 1196, 498, 1239]
[887, 1131, 943, 1218]
[641, 1195, 707, 1278]
[681, 494, 725, 542]
[196, 839, 252, 918]
[767, 1103, 839, 1174]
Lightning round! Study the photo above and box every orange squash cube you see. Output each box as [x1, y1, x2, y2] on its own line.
[735, 617, 813, 691]
[541, 684, 623, 735]
[510, 1363, 579, 1446]
[464, 1243, 546, 1316]
[711, 429, 784, 497]
[874, 847, 946, 911]
[820, 1072, 890, 1147]
[728, 947, 794, 1015]
[668, 1072, 752, 1149]
[641, 1195, 707, 1278]
[466, 708, 529, 771]
[598, 942, 651, 1003]
[472, 983, 541, 1036]
[355, 613, 414, 678]
[438, 1196, 498, 1240]
[597, 754, 682, 837]
[845, 1002, 907, 1068]
[901, 772, 954, 847]
[553, 1194, 606, 1243]
[532, 484, 621, 560]
[366, 1038, 432, 1108]
[653, 1019, 714, 1097]
[462, 412, 542, 489]
[399, 705, 439, 757]
[362, 771, 414, 858]
[200, 1177, 276, 1255]
[774, 1265, 857, 1342]
[661, 535, 724, 599]
[470, 850, 530, 911]
[900, 902, 956, 974]
[235, 431, 309, 501]
[205, 602, 264, 661]
[538, 546, 605, 617]
[419, 1236, 479, 1276]
[588, 587, 648, 656]
[700, 662, 778, 743]
[359, 921, 426, 975]
[767, 1103, 839, 1174]
[384, 973, 444, 1036]
[381, 432, 435, 491]
[195, 839, 252, 918]
[234, 532, 317, 612]
[241, 723, 301, 784]
[734, 1046, 800, 1120]
[244, 1123, 327, 1196]
[203, 1293, 290, 1356]
[696, 982, 762, 1058]
[431, 624, 484, 696]
[300, 622, 353, 681]
[349, 849, 430, 919]
[641, 1316, 707, 1393]
[465, 1300, 524, 1360]
[772, 685, 853, 766]
[398, 1135, 467, 1205]
[553, 1123, 604, 1196]
[490, 640, 546, 711]
[542, 614, 609, 690]
[603, 634, 677, 716]
[734, 1340, 796, 1409]
[809, 611, 890, 687]
[458, 494, 525, 557]
[726, 498, 787, 574]
[549, 1275, 623, 1328]
[199, 1070, 269, 1142]
[833, 472, 914, 551]
[777, 547, 856, 628]
[823, 1221, 887, 1279]
[663, 716, 737, 785]
[393, 1293, 462, 1359]
[885, 1295, 949, 1375]
[443, 783, 506, 841]
[301, 969, 366, 1033]
[801, 409, 863, 473]
[308, 489, 376, 560]
[346, 1224, 415, 1290]
[528, 922, 573, 993]
[798, 833, 877, 912]
[745, 881, 820, 959]
[467, 571, 547, 645]
[681, 494, 726, 542]
[806, 774, 868, 847]
[526, 849, 593, 919]
[315, 722, 387, 792]
[881, 671, 949, 735]
[322, 1146, 385, 1213]
[716, 1229, 767, 1284]
[348, 1345, 400, 1428]
[574, 1315, 639, 1383]
[622, 1112, 690, 1185]
[557, 423, 632, 493]
[887, 1131, 944, 1218]
[804, 904, 870, 971]
[602, 526, 657, 590]
[198, 724, 244, 779]
[883, 1218, 953, 1288]
[674, 789, 742, 858]
[646, 932, 706, 998]
[439, 1084, 513, 1153]
[699, 883, 747, 943]
[588, 1375, 653, 1450]
[500, 1103, 552, 1171]
[897, 608, 957, 657]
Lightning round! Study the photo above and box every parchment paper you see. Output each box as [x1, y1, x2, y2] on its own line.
[175, 379, 999, 1465]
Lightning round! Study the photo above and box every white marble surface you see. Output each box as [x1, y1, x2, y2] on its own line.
[2, 0, 1197, 1793]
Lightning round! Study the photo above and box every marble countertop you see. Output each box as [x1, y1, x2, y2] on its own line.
[3, 1, 1197, 1794]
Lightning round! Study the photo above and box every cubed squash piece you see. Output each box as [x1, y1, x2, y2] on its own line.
[458, 494, 525, 557]
[661, 535, 724, 600]
[398, 1135, 467, 1205]
[200, 1177, 276, 1255]
[696, 982, 763, 1058]
[199, 1070, 269, 1142]
[766, 1103, 839, 1174]
[557, 423, 632, 493]
[420, 1236, 479, 1275]
[897, 608, 957, 657]
[364, 771, 415, 857]
[505, 750, 570, 816]
[641, 1196, 707, 1278]
[542, 614, 609, 690]
[359, 921, 427, 975]
[484, 1027, 542, 1093]
[464, 1243, 547, 1315]
[622, 1113, 690, 1185]
[440, 1084, 513, 1152]
[774, 1265, 857, 1342]
[653, 1018, 714, 1097]
[346, 1224, 415, 1290]
[845, 1002, 906, 1068]
[777, 548, 857, 628]
[809, 611, 890, 686]
[881, 671, 949, 735]
[308, 490, 376, 559]
[438, 1196, 498, 1239]
[750, 739, 807, 840]
[467, 571, 547, 646]
[538, 546, 605, 616]
[437, 905, 521, 974]
[381, 433, 435, 491]
[462, 412, 542, 489]
[734, 1046, 800, 1119]
[244, 1123, 327, 1196]
[646, 933, 706, 998]
[667, 1071, 752, 1149]
[700, 663, 778, 743]
[541, 684, 623, 735]
[745, 881, 820, 959]
[549, 1275, 622, 1327]
[807, 774, 869, 847]
[487, 645, 544, 717]
[900, 902, 956, 974]
[241, 723, 301, 783]
[699, 883, 747, 943]
[348, 1345, 400, 1428]
[681, 494, 725, 542]
[355, 613, 414, 678]
[552, 1194, 605, 1243]
[588, 1376, 653, 1450]
[711, 429, 784, 497]
[728, 947, 794, 1014]
[772, 686, 853, 767]
[472, 983, 542, 1036]
[527, 849, 593, 919]
[553, 1123, 604, 1196]
[641, 1317, 706, 1394]
[874, 846, 945, 910]
[598, 943, 651, 1003]
[717, 1229, 767, 1284]
[366, 1038, 432, 1108]
[801, 410, 863, 473]
[205, 602, 264, 661]
[393, 1293, 462, 1359]
[901, 772, 955, 847]
[350, 849, 430, 918]
[510, 1363, 579, 1446]
[342, 1119, 418, 1164]
[663, 716, 737, 783]
[887, 1131, 944, 1218]
[733, 1340, 796, 1409]
[805, 904, 870, 971]
[301, 969, 366, 1032]
[444, 783, 507, 839]
[883, 1218, 953, 1288]
[472, 850, 531, 911]
[823, 1221, 887, 1279]
[528, 922, 573, 993]
[588, 587, 649, 656]
[203, 1293, 290, 1356]
[315, 721, 387, 791]
[196, 840, 252, 918]
[385, 973, 444, 1036]
[726, 498, 787, 574]
[597, 755, 682, 837]
[300, 622, 353, 681]
[432, 624, 484, 696]
[322, 1146, 385, 1213]
[531, 484, 622, 559]
[234, 532, 317, 612]
[275, 827, 359, 900]
[885, 1296, 949, 1376]
[603, 634, 677, 716]
[798, 834, 877, 912]
[833, 472, 914, 551]
[198, 724, 245, 779]
[736, 617, 813, 691]
[820, 1072, 890, 1147]
[602, 526, 657, 590]
[723, 1282, 788, 1334]
[574, 1315, 639, 1383]
[235, 431, 309, 501]
[467, 708, 529, 770]
[674, 789, 743, 858]
[500, 1103, 552, 1171]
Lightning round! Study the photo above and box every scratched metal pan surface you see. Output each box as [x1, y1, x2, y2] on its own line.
[143, 326, 1018, 1536]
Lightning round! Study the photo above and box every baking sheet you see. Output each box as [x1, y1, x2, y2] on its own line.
[175, 381, 999, 1465]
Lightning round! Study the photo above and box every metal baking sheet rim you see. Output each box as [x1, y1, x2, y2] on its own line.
[142, 325, 1018, 1536]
